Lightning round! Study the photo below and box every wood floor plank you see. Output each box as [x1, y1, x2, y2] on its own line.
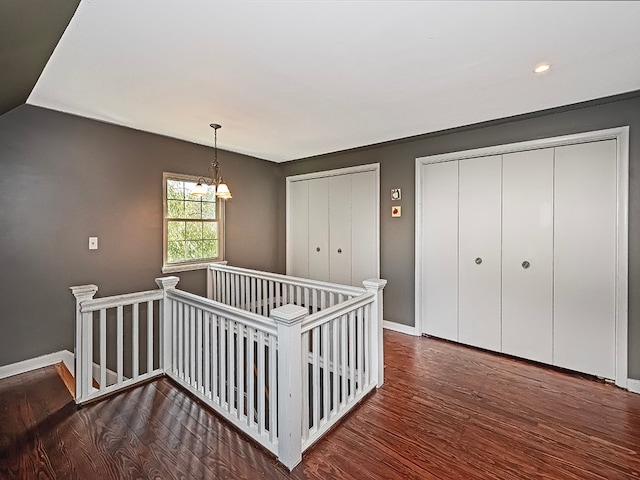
[1, 331, 640, 479]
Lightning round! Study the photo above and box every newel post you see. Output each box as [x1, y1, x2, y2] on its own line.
[155, 276, 180, 373]
[363, 278, 387, 387]
[70, 284, 98, 403]
[270, 304, 308, 471]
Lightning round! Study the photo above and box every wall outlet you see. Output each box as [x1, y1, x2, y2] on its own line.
[392, 206, 401, 217]
[89, 237, 98, 250]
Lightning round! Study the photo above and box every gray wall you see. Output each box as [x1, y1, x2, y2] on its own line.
[278, 91, 640, 378]
[0, 104, 280, 367]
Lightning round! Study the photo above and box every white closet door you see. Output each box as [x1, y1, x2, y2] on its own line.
[351, 170, 378, 286]
[308, 177, 330, 281]
[502, 148, 554, 364]
[329, 174, 352, 285]
[288, 180, 310, 278]
[554, 140, 617, 379]
[421, 161, 458, 341]
[458, 155, 502, 351]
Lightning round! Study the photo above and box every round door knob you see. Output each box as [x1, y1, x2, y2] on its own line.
[316, 247, 320, 252]
[337, 248, 342, 254]
[522, 261, 530, 269]
[475, 257, 482, 265]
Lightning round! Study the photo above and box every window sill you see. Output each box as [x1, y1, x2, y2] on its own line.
[162, 262, 214, 274]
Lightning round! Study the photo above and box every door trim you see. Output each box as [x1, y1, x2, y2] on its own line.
[286, 163, 381, 283]
[415, 127, 629, 388]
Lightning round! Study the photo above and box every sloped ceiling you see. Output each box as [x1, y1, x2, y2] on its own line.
[19, 1, 640, 161]
[0, 0, 79, 116]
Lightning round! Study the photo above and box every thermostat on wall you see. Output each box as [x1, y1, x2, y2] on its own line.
[392, 206, 401, 217]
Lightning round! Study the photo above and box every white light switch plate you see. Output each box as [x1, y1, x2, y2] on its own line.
[89, 237, 98, 250]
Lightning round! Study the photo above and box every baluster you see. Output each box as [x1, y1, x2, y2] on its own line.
[340, 314, 347, 408]
[228, 318, 235, 413]
[331, 317, 339, 418]
[100, 309, 106, 389]
[312, 289, 318, 313]
[117, 305, 124, 384]
[262, 279, 268, 315]
[312, 327, 320, 431]
[301, 330, 310, 441]
[268, 334, 277, 443]
[363, 303, 371, 388]
[237, 323, 245, 421]
[177, 302, 183, 378]
[212, 314, 219, 404]
[348, 310, 355, 400]
[204, 311, 210, 398]
[357, 307, 364, 394]
[132, 302, 139, 380]
[322, 322, 329, 425]
[147, 300, 154, 375]
[196, 308, 203, 391]
[257, 330, 265, 435]
[247, 326, 255, 429]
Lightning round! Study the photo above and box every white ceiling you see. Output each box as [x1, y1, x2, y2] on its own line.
[27, 1, 640, 162]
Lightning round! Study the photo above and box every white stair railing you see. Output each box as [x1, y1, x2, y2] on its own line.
[72, 268, 386, 471]
[70, 278, 173, 404]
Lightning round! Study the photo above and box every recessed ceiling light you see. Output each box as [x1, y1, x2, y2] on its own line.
[534, 63, 551, 74]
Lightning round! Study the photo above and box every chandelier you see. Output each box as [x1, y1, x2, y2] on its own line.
[192, 123, 232, 199]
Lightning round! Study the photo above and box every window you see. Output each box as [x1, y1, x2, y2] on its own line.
[162, 173, 224, 272]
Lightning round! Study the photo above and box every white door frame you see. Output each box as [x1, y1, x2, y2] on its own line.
[286, 163, 381, 281]
[415, 127, 629, 388]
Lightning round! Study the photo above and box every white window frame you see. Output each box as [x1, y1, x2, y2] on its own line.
[162, 172, 225, 273]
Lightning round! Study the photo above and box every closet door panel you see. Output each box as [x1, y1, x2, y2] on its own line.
[329, 174, 352, 285]
[502, 148, 554, 364]
[554, 140, 617, 379]
[308, 177, 330, 281]
[420, 161, 459, 341]
[458, 155, 502, 351]
[288, 180, 309, 278]
[351, 170, 378, 286]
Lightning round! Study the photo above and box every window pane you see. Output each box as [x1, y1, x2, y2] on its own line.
[185, 241, 202, 260]
[165, 174, 222, 266]
[185, 221, 203, 240]
[202, 186, 216, 201]
[168, 241, 185, 263]
[184, 200, 202, 219]
[202, 222, 218, 240]
[202, 201, 217, 219]
[167, 200, 184, 218]
[168, 221, 185, 241]
[167, 180, 185, 200]
[202, 239, 217, 258]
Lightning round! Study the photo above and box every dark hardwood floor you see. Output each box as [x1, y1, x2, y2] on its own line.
[2, 331, 640, 479]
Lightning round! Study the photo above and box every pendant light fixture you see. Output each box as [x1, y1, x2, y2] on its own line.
[192, 123, 232, 199]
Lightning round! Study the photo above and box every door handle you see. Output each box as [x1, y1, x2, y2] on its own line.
[337, 248, 342, 254]
[475, 257, 482, 265]
[522, 261, 530, 269]
[316, 247, 321, 252]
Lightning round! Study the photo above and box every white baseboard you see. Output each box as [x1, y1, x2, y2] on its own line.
[383, 320, 419, 336]
[627, 379, 640, 394]
[0, 350, 74, 380]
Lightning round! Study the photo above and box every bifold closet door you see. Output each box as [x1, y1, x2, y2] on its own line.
[458, 155, 502, 351]
[351, 170, 378, 285]
[289, 180, 310, 278]
[308, 177, 330, 281]
[501, 148, 554, 364]
[420, 161, 458, 341]
[554, 140, 617, 379]
[329, 174, 352, 285]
